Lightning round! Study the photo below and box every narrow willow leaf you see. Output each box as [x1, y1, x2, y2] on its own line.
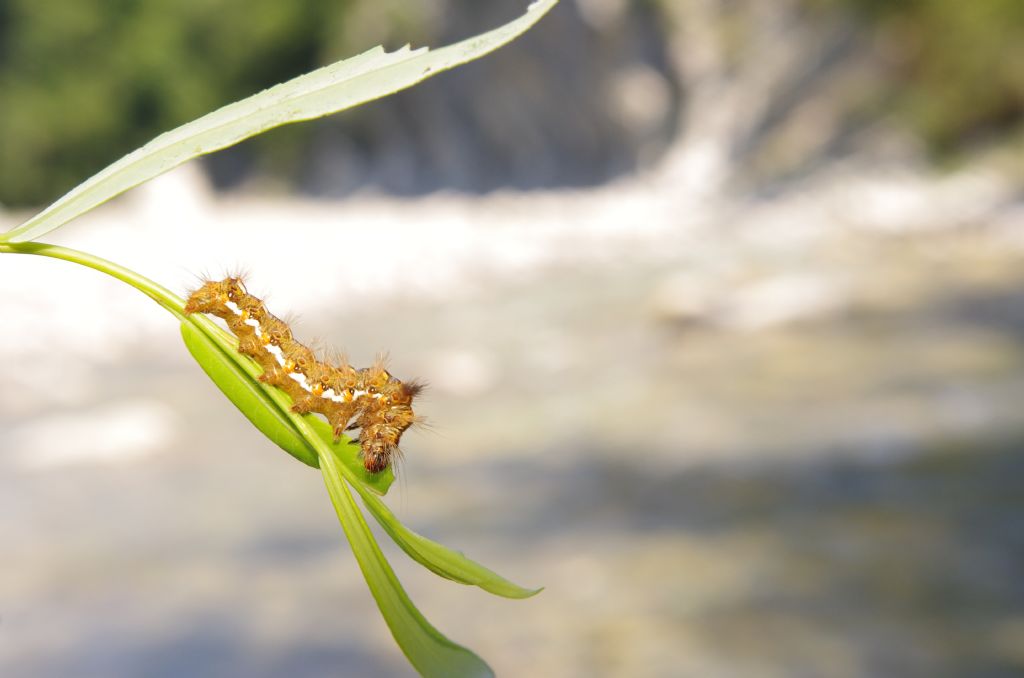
[320, 449, 493, 678]
[180, 321, 394, 495]
[355, 483, 541, 599]
[180, 321, 316, 466]
[1, 0, 558, 244]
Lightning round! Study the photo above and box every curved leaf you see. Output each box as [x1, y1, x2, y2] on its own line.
[180, 320, 394, 495]
[319, 448, 493, 678]
[1, 0, 559, 244]
[181, 320, 317, 467]
[356, 484, 542, 599]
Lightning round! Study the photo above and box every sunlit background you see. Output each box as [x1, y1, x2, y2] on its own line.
[2, 1, 1023, 676]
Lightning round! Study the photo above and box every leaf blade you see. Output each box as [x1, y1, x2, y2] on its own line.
[320, 447, 493, 678]
[2, 0, 559, 243]
[181, 320, 317, 467]
[356, 484, 542, 599]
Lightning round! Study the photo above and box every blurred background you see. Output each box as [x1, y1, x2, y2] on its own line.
[1, 1, 1023, 676]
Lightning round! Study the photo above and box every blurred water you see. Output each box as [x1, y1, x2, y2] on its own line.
[2, 168, 1024, 675]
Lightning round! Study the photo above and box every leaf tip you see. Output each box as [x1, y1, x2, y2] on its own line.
[516, 585, 545, 599]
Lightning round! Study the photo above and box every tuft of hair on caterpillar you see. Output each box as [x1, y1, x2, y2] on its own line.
[185, 276, 424, 473]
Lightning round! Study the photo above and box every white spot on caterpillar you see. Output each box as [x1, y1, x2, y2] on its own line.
[265, 343, 286, 367]
[224, 301, 242, 315]
[289, 371, 311, 391]
[319, 388, 379, 403]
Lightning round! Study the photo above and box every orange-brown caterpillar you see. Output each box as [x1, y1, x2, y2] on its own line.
[184, 277, 422, 473]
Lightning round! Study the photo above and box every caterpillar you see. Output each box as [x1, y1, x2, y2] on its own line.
[184, 277, 423, 473]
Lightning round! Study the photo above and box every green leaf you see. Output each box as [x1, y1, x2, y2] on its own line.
[180, 320, 394, 495]
[320, 448, 493, 678]
[1, 0, 559, 244]
[180, 320, 317, 467]
[355, 484, 542, 599]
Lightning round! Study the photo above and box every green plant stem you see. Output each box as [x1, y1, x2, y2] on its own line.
[0, 240, 242, 351]
[0, 240, 187, 320]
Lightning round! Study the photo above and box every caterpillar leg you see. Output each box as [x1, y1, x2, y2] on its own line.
[237, 333, 264, 358]
[258, 364, 291, 388]
[290, 394, 321, 414]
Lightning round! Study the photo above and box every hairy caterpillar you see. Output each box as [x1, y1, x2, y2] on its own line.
[184, 277, 423, 473]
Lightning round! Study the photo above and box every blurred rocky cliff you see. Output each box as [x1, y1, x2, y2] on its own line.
[1, 0, 1021, 206]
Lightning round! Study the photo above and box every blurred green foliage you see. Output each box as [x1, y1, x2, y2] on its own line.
[830, 0, 1024, 152]
[0, 0, 353, 206]
[0, 0, 1020, 207]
